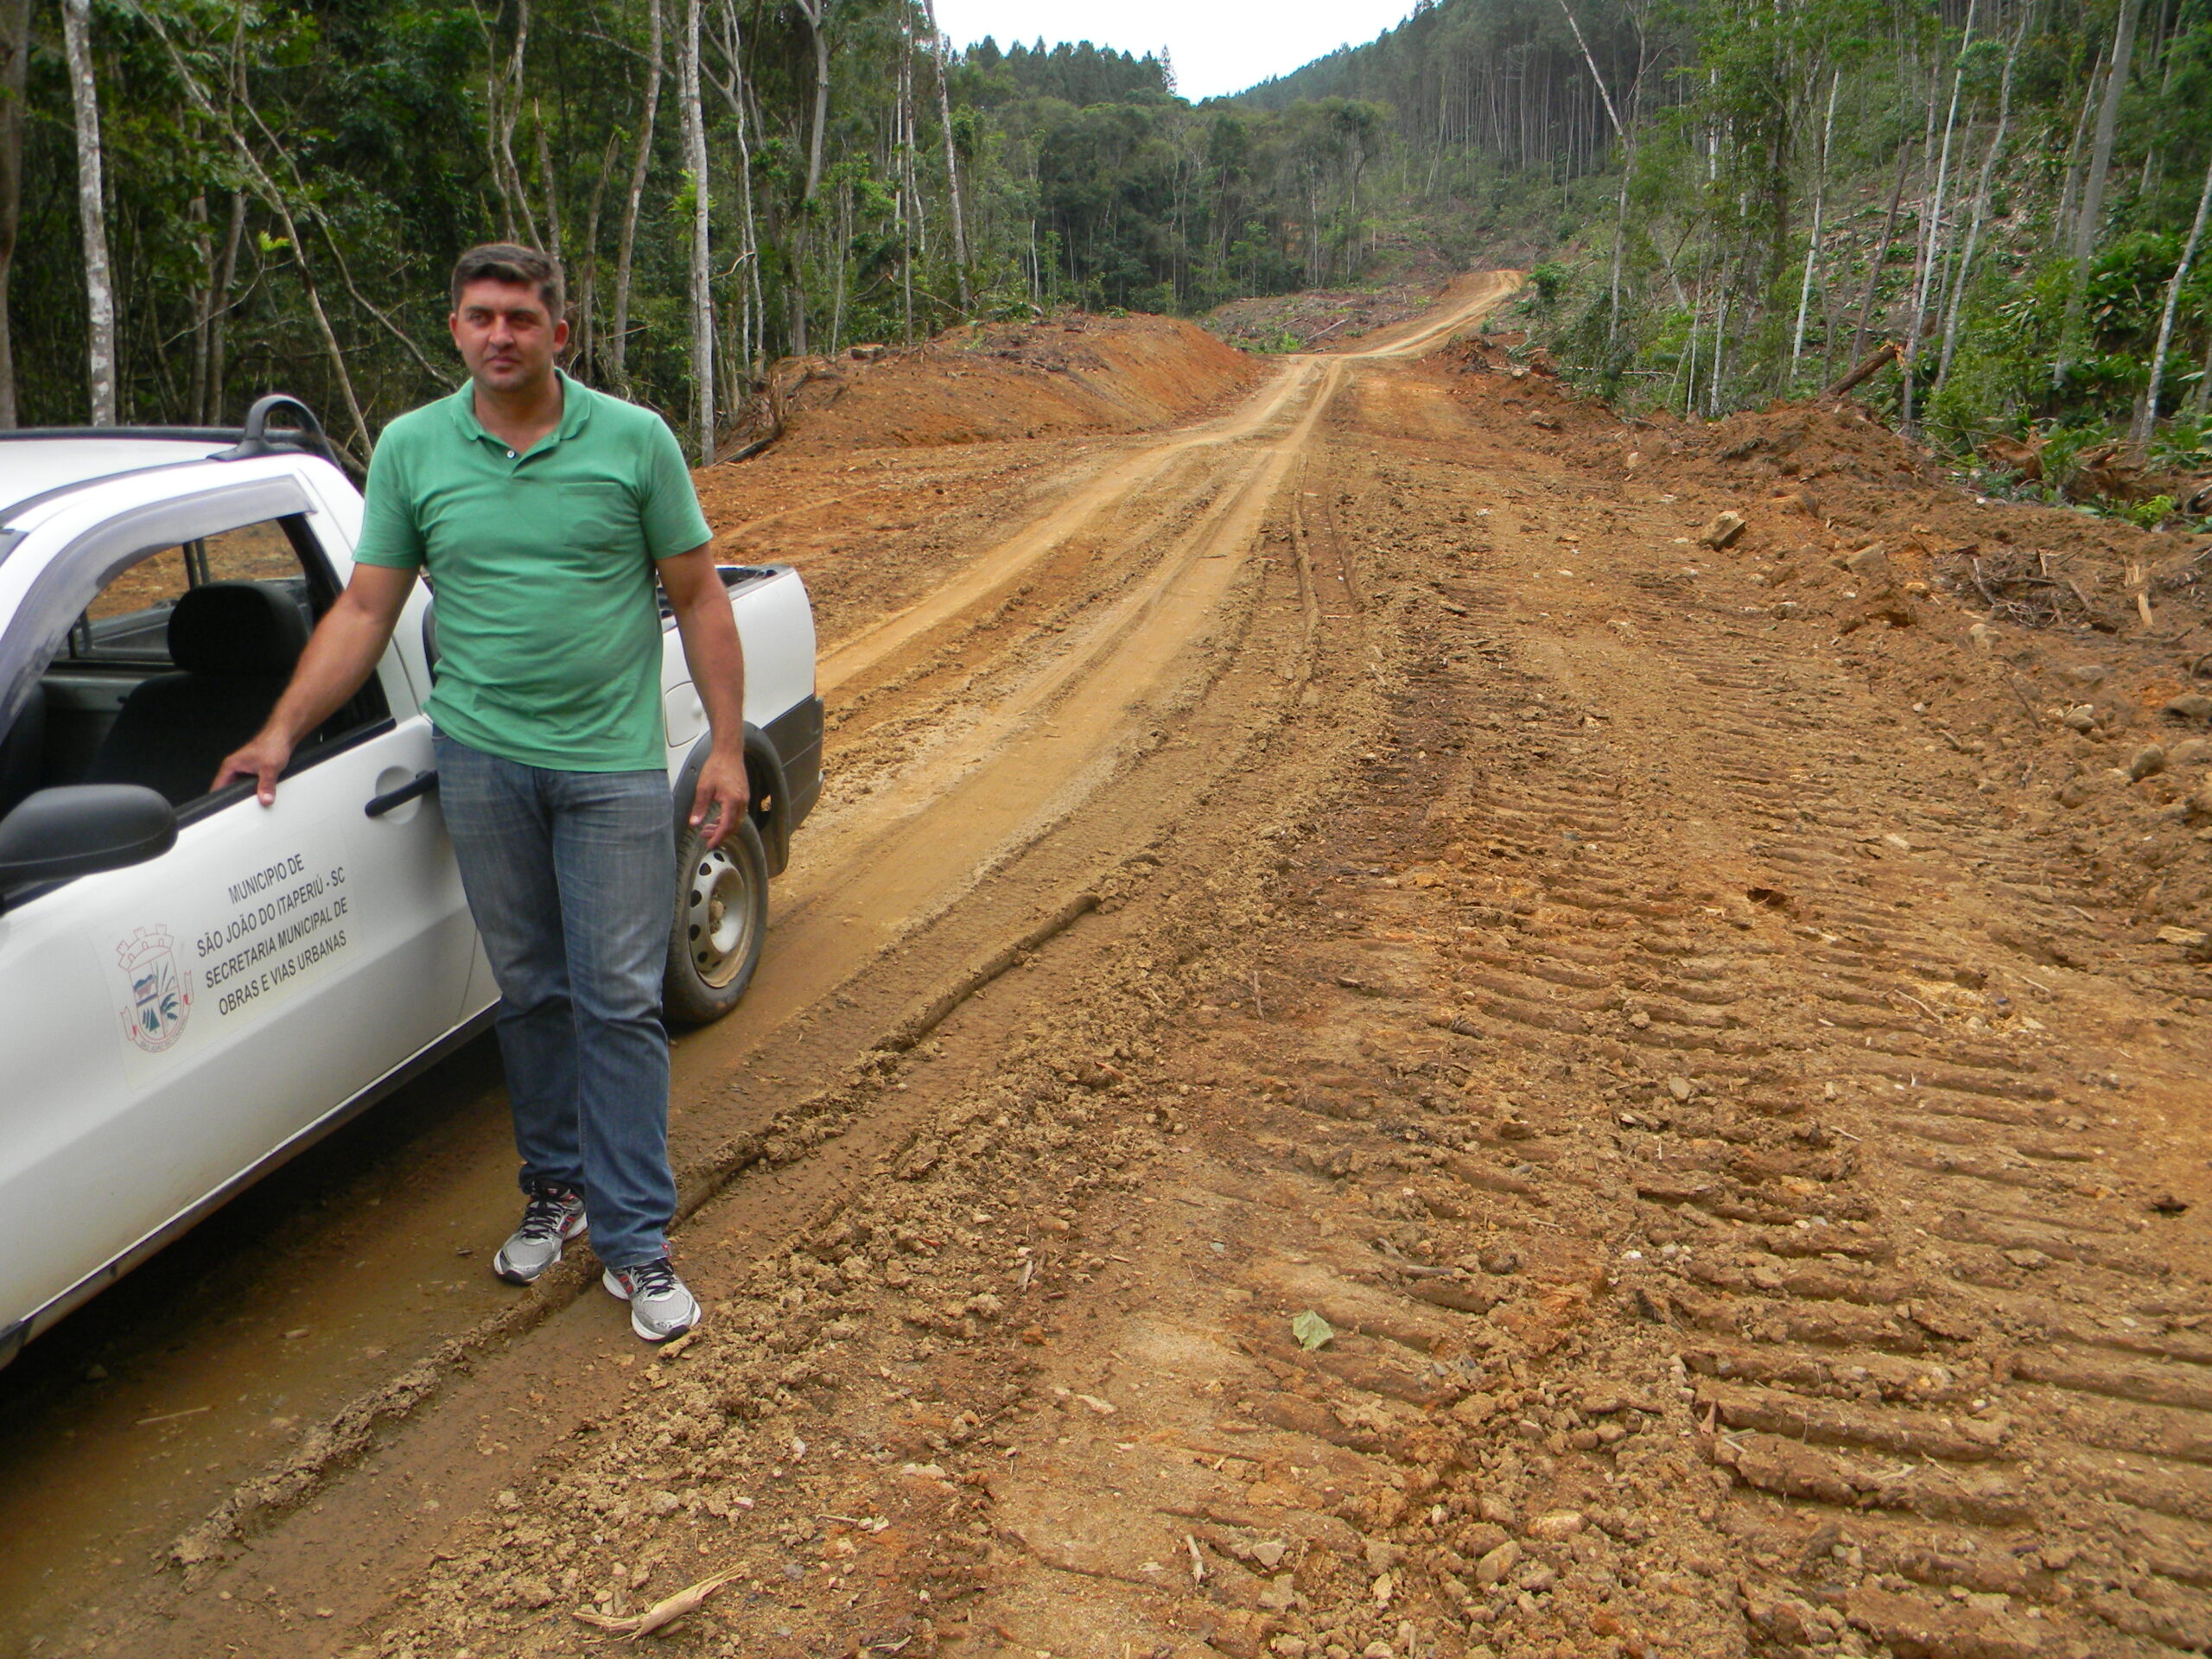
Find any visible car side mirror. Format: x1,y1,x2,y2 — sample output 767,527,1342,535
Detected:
0,785,176,896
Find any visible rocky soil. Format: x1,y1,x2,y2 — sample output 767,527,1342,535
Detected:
14,281,2212,1659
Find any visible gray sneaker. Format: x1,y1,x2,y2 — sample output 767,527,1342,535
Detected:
602,1257,702,1342
492,1182,588,1284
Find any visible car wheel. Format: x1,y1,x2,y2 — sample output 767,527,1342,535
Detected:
664,815,767,1026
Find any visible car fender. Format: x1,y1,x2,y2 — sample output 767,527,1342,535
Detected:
672,725,791,875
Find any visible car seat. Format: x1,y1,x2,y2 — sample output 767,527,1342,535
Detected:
0,683,45,817
85,582,309,806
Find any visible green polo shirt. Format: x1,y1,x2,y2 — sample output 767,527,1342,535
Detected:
352,372,712,771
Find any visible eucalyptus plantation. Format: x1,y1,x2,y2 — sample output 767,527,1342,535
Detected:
13,0,2211,512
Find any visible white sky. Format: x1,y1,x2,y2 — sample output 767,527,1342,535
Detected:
931,0,1421,101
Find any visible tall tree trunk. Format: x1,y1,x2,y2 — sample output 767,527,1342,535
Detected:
730,11,762,376
609,0,662,392
795,0,831,200
500,1,539,246
829,181,848,353
707,0,763,381
266,185,372,459
898,5,914,344
0,0,27,428
134,8,372,455
206,191,245,423
919,1,967,308
577,131,617,381
1906,2,1976,425
1938,12,2024,395
1554,0,1633,344
2133,147,2212,457
533,102,563,258
62,0,117,424
679,0,712,462
474,0,535,243
1792,70,1840,381
2075,0,2143,265
789,0,830,357
2057,0,2144,391
188,194,213,422
2054,44,2104,252
1851,140,1916,368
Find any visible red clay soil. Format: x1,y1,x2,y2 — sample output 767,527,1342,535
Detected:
1421,334,2212,931
26,282,2212,1659
691,314,1268,656
760,314,1263,457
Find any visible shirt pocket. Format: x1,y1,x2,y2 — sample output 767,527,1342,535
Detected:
558,480,644,557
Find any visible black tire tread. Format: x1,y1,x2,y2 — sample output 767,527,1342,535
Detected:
662,816,767,1027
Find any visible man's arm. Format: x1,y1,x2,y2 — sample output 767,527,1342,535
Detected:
658,544,749,847
213,563,421,804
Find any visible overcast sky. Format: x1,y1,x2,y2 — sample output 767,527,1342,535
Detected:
931,0,1420,101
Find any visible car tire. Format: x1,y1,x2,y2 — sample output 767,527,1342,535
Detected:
664,815,767,1026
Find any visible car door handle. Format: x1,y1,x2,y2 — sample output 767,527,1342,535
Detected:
365,770,438,818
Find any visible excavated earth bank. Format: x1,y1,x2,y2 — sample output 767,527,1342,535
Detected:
16,283,2212,1659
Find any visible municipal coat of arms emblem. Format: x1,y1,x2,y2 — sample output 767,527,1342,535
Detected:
117,925,194,1052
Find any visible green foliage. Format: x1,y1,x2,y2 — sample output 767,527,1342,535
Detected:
2154,409,2212,466
1477,0,2212,472
971,36,1173,106
18,0,2212,478
2037,420,2118,496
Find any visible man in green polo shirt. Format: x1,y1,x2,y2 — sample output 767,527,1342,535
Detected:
214,243,749,1343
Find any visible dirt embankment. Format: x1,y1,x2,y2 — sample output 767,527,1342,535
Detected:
691,313,1268,656
751,314,1264,457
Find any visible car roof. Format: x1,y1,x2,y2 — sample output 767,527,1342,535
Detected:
0,435,232,524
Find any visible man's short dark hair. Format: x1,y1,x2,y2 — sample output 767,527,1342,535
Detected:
450,243,565,320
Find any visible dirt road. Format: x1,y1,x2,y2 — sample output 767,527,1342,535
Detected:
9,271,2212,1659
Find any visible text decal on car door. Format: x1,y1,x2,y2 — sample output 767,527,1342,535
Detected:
102,822,357,1071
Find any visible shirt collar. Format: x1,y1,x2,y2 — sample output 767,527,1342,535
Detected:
447,369,594,449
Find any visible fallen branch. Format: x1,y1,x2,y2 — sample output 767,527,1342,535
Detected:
573,1564,745,1641
1824,340,1900,401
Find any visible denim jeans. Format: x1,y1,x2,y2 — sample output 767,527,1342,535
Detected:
434,734,676,1270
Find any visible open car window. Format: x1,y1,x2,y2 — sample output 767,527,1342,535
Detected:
66,520,315,668
3,512,390,829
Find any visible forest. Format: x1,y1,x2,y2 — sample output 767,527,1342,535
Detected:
10,0,2212,512
2,0,1391,459
1268,0,2212,516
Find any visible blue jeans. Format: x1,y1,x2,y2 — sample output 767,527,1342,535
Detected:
434,734,676,1270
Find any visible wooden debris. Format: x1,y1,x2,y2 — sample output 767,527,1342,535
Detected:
572,1564,745,1641
1824,340,1899,400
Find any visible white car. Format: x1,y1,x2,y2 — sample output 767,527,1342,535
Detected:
0,397,821,1368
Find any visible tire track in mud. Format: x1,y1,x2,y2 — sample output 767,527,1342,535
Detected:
1175,442,2212,1659
771,429,2211,1659
0,294,1522,1656
71,273,2212,1659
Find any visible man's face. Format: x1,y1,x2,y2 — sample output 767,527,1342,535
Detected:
449,278,569,395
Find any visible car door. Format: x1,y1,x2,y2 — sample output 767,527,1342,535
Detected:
0,473,479,1347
